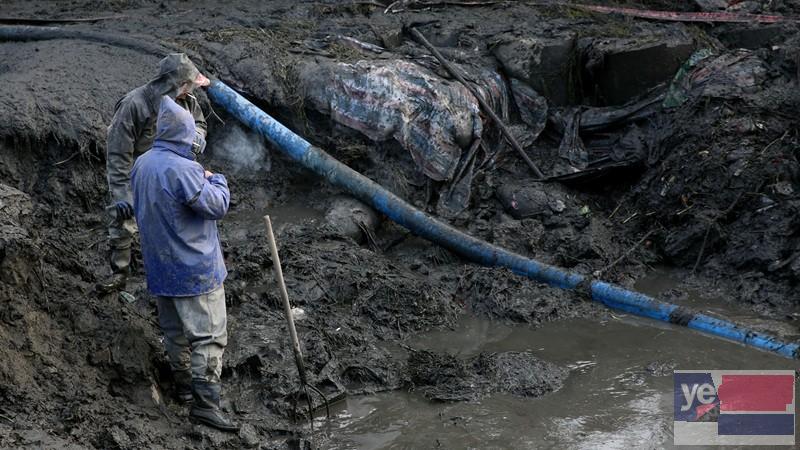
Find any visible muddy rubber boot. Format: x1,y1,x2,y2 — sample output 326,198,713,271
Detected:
95,272,128,294
190,380,239,432
174,369,193,404
97,246,131,294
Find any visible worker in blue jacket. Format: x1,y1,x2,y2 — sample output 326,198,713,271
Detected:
98,53,209,294
131,95,237,432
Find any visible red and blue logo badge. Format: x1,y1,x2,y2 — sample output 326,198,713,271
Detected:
674,370,795,445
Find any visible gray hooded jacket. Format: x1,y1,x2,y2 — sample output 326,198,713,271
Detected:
106,53,208,204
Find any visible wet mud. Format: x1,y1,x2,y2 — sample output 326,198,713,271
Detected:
331,309,799,449
0,0,799,448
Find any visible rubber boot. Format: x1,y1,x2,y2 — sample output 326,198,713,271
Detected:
95,272,128,294
190,380,240,432
96,247,130,294
173,369,193,404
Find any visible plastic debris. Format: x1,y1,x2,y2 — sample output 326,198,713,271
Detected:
119,291,136,303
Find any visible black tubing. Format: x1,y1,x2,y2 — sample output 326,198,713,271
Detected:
0,25,168,56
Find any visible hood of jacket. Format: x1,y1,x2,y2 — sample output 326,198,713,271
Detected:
143,53,202,111
153,96,196,159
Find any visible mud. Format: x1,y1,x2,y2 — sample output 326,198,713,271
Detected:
332,309,799,449
408,349,568,402
0,0,799,448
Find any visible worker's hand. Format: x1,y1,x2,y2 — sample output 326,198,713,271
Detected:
204,170,213,178
114,201,134,221
191,132,207,156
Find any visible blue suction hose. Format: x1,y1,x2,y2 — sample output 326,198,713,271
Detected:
208,80,799,360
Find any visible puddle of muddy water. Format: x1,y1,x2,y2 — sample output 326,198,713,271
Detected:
324,272,800,450
263,203,324,229
224,201,324,244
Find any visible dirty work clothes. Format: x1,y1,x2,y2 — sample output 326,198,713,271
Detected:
107,88,205,205
131,96,229,297
107,54,207,205
105,54,207,275
157,286,227,383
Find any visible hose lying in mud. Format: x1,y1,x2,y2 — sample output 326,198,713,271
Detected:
0,25,168,56
208,80,800,360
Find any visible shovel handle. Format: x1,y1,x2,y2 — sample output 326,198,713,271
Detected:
264,215,307,383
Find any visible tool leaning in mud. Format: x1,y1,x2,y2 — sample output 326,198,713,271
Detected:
263,215,330,430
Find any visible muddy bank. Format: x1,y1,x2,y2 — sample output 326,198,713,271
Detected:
0,0,799,448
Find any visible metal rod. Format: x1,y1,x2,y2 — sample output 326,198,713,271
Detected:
408,26,545,179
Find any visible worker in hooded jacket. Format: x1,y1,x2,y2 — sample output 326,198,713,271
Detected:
131,94,237,432
98,53,209,293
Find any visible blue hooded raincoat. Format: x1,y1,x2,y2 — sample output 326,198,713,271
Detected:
131,96,229,297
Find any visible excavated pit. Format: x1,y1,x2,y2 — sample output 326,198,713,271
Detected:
1,0,800,448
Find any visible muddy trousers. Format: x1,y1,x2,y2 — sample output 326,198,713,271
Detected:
156,286,228,383
106,212,138,275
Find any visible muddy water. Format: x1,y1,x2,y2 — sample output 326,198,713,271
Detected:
327,272,800,449
224,201,324,244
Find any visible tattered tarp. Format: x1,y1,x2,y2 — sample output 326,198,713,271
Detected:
300,59,535,185
546,91,663,179
663,49,768,108
547,49,771,181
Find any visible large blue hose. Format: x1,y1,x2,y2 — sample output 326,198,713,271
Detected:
208,80,800,360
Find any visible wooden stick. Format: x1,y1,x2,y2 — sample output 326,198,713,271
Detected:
453,137,481,182
264,216,308,385
692,222,713,275
408,27,545,179
570,4,798,24
596,228,655,276
265,215,330,429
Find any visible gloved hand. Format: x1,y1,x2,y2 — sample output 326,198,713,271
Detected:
114,201,134,221
192,132,207,156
